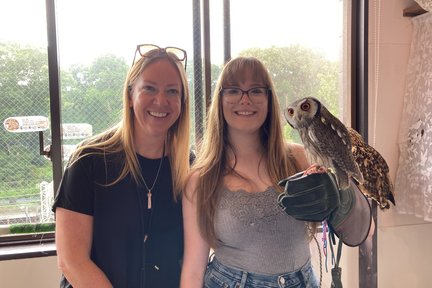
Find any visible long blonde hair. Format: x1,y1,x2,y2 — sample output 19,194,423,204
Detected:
68,48,190,199
191,57,299,246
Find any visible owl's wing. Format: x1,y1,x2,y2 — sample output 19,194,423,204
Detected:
316,109,364,182
349,128,395,209
304,119,359,189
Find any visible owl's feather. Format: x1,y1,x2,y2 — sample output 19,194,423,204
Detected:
348,127,395,209
284,97,363,190
285,97,395,209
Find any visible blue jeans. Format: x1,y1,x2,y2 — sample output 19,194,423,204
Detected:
204,258,319,288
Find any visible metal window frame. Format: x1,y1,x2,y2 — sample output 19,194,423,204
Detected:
351,0,377,287
0,0,60,259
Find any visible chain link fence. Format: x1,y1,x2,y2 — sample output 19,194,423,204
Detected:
1,2,341,230
0,42,207,227
0,43,51,225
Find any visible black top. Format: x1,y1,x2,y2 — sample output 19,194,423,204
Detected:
53,152,183,288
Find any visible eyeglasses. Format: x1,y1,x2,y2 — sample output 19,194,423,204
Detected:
220,87,270,104
131,44,187,70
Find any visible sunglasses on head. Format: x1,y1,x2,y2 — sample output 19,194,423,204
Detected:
131,44,187,70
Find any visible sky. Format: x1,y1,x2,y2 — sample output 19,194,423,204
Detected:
0,0,342,67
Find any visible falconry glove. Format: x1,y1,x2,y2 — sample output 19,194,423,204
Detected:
278,170,372,246
278,171,340,222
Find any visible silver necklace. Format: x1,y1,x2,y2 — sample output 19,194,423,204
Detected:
142,146,164,209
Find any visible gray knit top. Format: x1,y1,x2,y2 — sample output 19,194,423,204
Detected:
213,186,310,275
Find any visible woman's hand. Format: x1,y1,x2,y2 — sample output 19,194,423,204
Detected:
278,167,340,222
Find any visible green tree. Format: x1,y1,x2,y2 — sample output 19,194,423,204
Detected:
1,44,130,198
0,42,50,150
61,55,129,134
0,42,340,198
238,45,340,143
0,42,52,197
238,45,339,116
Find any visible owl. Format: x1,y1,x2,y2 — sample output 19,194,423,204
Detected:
284,97,364,190
348,127,395,209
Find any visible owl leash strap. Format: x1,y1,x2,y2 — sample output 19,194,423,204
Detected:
329,225,343,288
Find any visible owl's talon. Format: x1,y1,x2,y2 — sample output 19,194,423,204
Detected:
317,166,327,173
304,164,327,175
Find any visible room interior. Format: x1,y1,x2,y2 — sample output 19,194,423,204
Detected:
0,0,431,287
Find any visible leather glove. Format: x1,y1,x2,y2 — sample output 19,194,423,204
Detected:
278,170,372,246
277,171,340,222
328,180,372,247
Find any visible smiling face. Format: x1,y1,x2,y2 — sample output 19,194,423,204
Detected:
222,73,269,136
129,58,182,142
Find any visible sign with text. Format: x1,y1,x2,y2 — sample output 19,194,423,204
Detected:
61,123,92,139
62,144,77,161
3,116,50,132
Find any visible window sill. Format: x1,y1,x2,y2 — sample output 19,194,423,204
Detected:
0,232,56,261
0,241,56,261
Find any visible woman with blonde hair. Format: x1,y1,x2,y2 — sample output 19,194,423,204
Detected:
54,44,190,288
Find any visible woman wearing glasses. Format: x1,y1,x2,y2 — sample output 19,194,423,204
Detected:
54,44,190,288
180,56,371,288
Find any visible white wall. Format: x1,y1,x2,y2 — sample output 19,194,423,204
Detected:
0,256,61,288
369,0,432,287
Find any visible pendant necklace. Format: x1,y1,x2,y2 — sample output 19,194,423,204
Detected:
142,145,165,209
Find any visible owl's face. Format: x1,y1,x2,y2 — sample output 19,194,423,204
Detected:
284,97,320,129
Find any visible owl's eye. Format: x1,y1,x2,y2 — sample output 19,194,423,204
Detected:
300,102,310,111
287,108,294,116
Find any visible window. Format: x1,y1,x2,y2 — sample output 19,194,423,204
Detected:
55,0,194,156
1,3,353,280
209,0,346,144
0,1,53,248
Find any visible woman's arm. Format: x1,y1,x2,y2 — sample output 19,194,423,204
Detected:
180,172,210,288
284,142,373,246
287,142,310,171
55,208,113,287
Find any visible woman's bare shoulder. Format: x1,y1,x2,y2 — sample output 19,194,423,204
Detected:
285,142,310,171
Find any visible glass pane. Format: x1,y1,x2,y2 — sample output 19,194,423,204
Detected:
210,0,345,145
56,0,194,156
0,1,55,234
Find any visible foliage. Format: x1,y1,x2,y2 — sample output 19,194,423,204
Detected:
0,43,53,201
61,54,129,134
238,45,340,117
0,42,50,118
0,43,128,201
9,222,55,234
0,42,340,202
